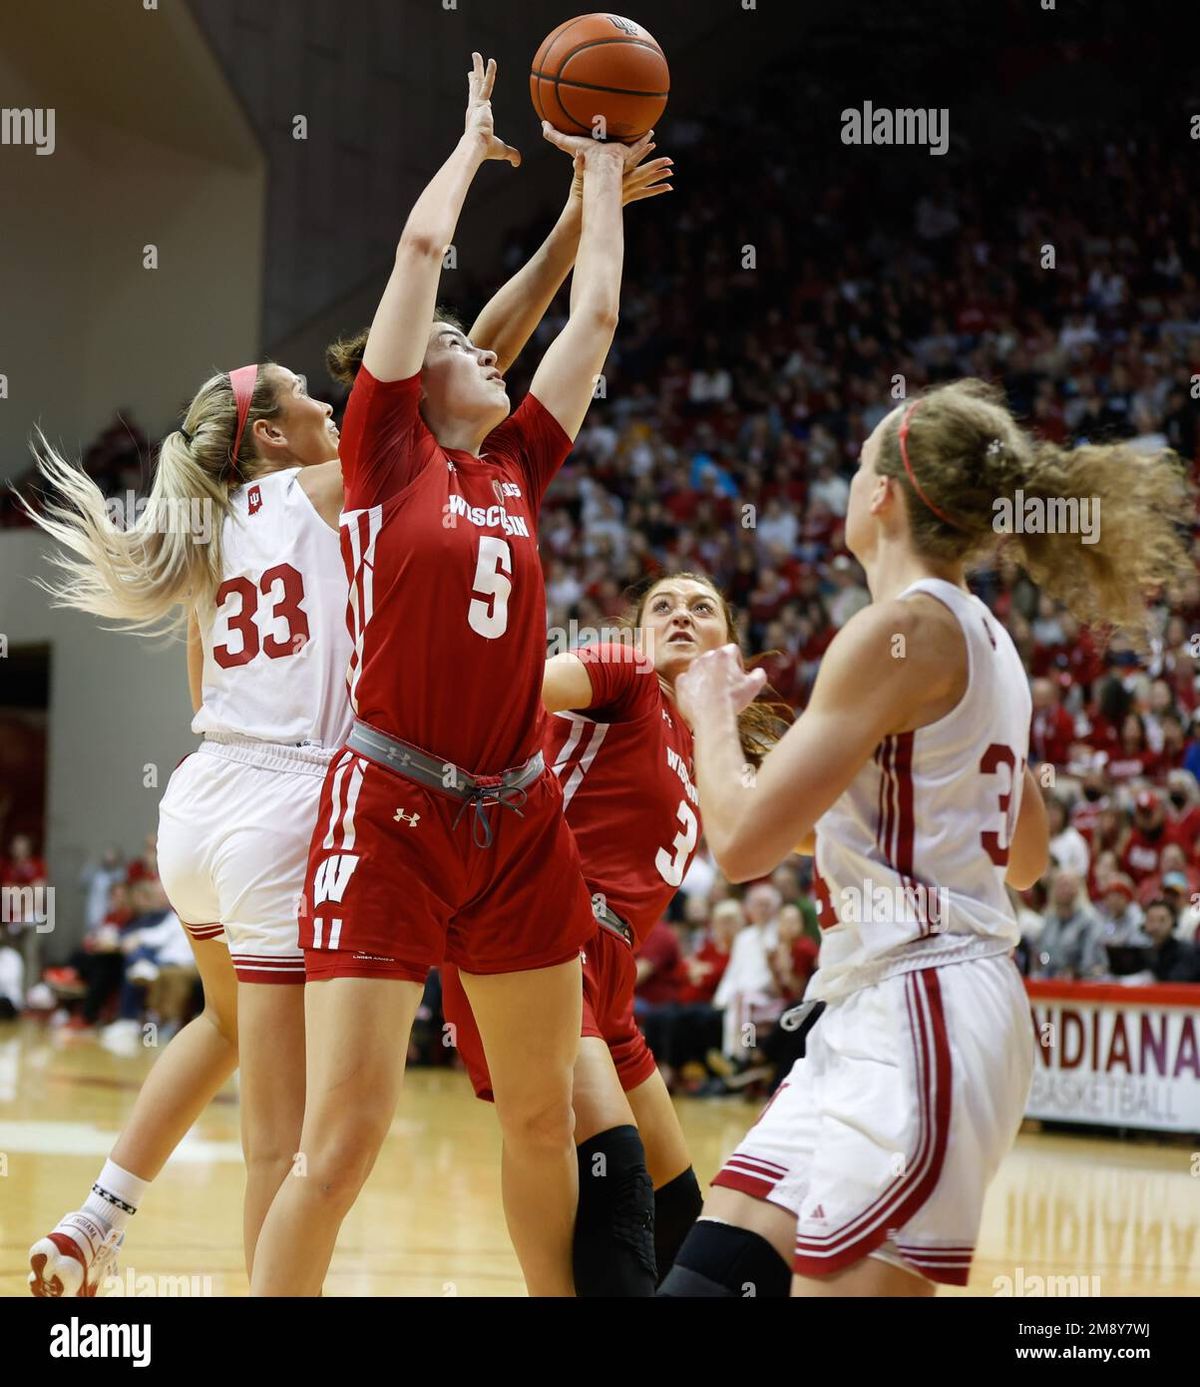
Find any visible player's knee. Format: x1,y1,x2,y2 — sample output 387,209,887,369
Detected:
656,1218,792,1298
242,1119,304,1176
496,1085,575,1154
201,1001,237,1050
653,1166,703,1283
295,1114,390,1204
574,1125,656,1296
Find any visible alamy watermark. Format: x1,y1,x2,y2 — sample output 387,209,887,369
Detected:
838,877,949,932
840,102,948,157
993,490,1100,544
1,107,55,156
994,1266,1102,1297
1,885,54,934
545,621,652,666
105,492,213,544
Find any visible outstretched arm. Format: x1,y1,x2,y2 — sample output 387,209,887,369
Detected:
525,127,652,442
469,152,671,376
363,54,520,384
675,602,965,882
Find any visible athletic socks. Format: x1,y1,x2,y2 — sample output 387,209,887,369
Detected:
82,1159,149,1235
653,1166,703,1284
656,1217,792,1297
574,1125,657,1297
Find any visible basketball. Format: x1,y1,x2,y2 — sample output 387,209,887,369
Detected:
531,13,669,142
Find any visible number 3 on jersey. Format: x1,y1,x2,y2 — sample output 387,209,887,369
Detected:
979,743,1023,867
468,536,512,639
656,799,699,887
213,563,310,668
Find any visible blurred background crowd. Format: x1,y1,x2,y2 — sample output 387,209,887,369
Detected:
4,77,1199,1093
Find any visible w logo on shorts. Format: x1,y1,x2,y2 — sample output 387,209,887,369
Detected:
312,853,360,906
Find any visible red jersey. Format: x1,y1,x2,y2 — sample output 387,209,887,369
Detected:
1120,824,1186,883
1030,705,1075,766
1,856,46,887
340,367,572,774
546,642,699,944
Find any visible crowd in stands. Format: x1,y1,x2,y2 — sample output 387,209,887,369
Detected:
0,832,201,1047
5,89,1200,1094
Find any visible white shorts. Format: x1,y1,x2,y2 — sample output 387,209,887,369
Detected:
713,953,1034,1286
156,738,335,985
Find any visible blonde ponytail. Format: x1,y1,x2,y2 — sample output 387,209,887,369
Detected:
21,367,284,634
878,378,1193,640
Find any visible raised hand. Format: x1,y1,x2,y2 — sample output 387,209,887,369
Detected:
569,140,673,207
675,644,767,728
543,121,656,171
464,53,521,167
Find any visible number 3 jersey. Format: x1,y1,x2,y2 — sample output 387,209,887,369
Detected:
810,577,1032,1003
339,365,572,775
191,467,353,749
547,642,700,946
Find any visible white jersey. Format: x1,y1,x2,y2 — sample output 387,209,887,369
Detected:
192,468,353,749
810,577,1031,1002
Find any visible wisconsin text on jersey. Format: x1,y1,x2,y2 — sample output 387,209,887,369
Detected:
665,745,698,807
446,494,530,538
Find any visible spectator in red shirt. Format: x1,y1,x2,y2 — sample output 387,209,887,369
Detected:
124,833,159,886
1136,844,1200,908
1106,714,1159,783
1030,678,1075,768
1070,769,1112,840
635,919,685,1008
769,903,819,1002
677,900,739,1005
1,834,47,890
1165,769,1200,855
1120,790,1185,884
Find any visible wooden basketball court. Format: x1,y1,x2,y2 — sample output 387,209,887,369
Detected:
2,1018,1197,1297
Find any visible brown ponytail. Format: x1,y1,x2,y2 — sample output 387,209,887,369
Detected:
878,378,1194,638
325,306,467,389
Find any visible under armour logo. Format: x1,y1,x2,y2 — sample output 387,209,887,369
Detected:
394,809,421,827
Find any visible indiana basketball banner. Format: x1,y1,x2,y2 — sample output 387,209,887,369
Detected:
1027,981,1200,1134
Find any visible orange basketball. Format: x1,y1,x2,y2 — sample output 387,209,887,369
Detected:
531,13,669,142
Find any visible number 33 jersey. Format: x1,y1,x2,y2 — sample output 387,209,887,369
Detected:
338,365,572,776
810,577,1032,1003
547,642,700,947
192,467,353,749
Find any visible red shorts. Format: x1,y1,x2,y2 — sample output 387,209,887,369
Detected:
442,919,658,1101
300,748,595,982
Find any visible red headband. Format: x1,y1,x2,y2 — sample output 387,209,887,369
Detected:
897,399,963,531
226,364,259,480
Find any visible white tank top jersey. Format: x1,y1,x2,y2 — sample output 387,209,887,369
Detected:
810,577,1031,1002
191,468,353,749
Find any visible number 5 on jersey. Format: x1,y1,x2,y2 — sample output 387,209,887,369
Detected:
469,537,512,639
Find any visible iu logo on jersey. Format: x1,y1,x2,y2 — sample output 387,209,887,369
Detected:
247,484,263,514
311,853,359,906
